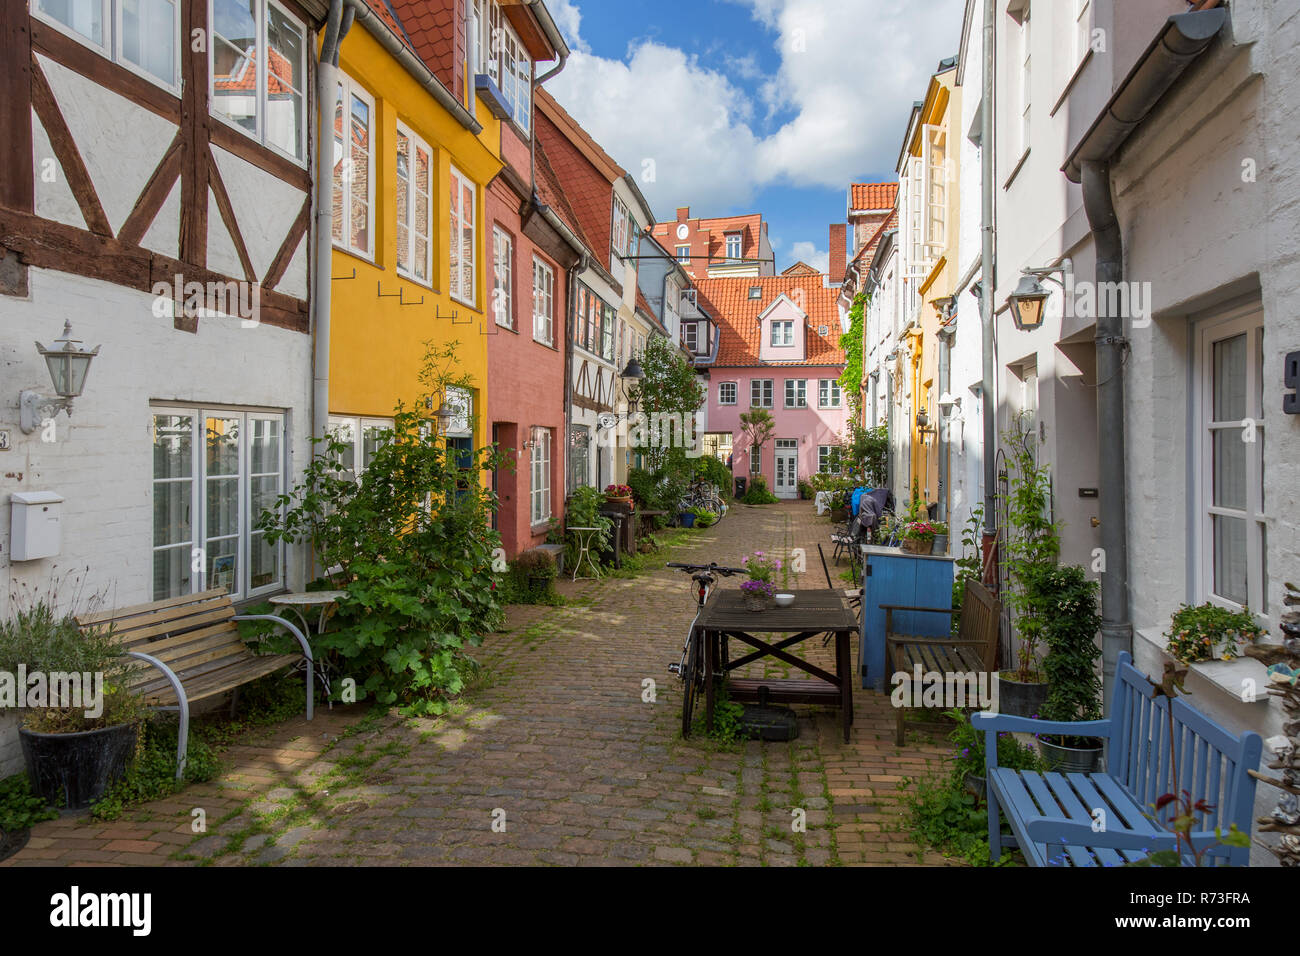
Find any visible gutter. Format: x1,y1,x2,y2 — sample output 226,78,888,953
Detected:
1063,7,1227,712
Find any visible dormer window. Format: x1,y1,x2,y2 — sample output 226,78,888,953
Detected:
725,233,742,260
770,320,794,347
748,286,761,299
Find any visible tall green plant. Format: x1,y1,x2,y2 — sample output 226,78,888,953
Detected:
838,291,867,419
258,342,504,716
739,407,775,475
1037,566,1102,729
999,414,1060,682
628,335,706,472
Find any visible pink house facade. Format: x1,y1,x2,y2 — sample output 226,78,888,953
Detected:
694,276,850,497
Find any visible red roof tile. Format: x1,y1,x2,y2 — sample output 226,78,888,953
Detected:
388,0,462,98
849,182,898,212
534,100,619,267
694,276,844,369
533,137,591,250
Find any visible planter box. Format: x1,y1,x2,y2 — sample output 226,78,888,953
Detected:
21,722,139,810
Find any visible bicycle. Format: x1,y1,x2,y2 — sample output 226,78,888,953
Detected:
666,561,746,736
680,479,726,517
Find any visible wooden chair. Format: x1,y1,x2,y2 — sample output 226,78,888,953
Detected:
884,579,1000,745
78,588,314,779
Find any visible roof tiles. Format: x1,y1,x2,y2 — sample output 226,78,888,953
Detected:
694,275,845,368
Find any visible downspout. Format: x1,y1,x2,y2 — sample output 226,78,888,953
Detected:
312,0,350,443
979,0,997,545
937,314,953,522
1062,7,1227,711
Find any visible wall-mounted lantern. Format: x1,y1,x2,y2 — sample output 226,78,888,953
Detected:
20,320,100,434
1008,258,1073,332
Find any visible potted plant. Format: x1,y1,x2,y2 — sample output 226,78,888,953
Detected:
741,551,781,611
1164,603,1267,664
998,563,1050,718
678,510,697,528
1,596,144,811
900,520,938,555
930,522,949,556
511,549,558,604
603,483,634,512
1034,565,1106,772
688,506,717,528
946,707,1043,800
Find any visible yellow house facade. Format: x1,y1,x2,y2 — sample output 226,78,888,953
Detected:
896,60,959,509
325,17,503,463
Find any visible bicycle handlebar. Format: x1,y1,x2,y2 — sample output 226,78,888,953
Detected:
666,562,748,576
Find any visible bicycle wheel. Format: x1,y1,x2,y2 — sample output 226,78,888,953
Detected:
680,624,704,737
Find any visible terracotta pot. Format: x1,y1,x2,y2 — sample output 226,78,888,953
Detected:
900,537,934,555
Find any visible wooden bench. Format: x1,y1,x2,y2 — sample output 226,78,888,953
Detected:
972,651,1263,866
885,579,1000,745
78,588,314,779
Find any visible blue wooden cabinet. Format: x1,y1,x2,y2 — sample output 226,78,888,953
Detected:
859,546,956,689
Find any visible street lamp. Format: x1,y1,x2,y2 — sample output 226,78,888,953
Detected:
20,320,101,434
619,356,644,417
1007,258,1073,332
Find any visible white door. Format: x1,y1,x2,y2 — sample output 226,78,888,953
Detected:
775,439,798,498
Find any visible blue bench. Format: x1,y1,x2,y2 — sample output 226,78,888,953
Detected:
971,651,1262,866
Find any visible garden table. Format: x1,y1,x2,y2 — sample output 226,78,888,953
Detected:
696,588,857,742
268,590,347,706
567,527,604,580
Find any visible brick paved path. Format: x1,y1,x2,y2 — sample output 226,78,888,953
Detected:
4,501,956,866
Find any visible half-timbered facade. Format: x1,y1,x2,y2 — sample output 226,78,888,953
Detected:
0,0,326,623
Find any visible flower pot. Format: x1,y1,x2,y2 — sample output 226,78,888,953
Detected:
20,722,139,811
679,512,696,528
998,673,1049,718
743,591,773,612
1037,735,1105,774
931,534,949,555
900,537,933,555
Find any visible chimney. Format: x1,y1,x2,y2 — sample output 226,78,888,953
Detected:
677,206,690,222
829,223,847,282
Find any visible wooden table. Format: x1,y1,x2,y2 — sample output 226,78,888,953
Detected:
697,588,857,742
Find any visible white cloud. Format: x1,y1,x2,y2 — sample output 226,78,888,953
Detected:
789,241,829,274
544,0,963,217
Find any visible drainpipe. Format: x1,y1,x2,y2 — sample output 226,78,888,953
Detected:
1062,7,1227,711
937,316,953,522
312,0,349,443
563,253,589,494
979,0,997,547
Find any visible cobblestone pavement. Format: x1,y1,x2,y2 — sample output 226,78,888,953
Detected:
4,501,956,867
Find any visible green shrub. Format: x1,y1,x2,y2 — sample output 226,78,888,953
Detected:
691,455,732,497
0,774,58,833
503,549,560,605
797,479,814,500
739,475,779,505
563,486,613,567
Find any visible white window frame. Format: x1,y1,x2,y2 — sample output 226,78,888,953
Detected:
530,427,551,525
207,0,307,163
611,195,634,262
471,0,533,133
751,379,773,408
784,379,807,409
818,445,840,474
1019,14,1032,157
725,233,742,260
532,256,554,345
1073,0,1093,66
492,225,514,328
1193,305,1267,617
771,320,794,347
150,405,287,603
35,0,182,93
923,124,946,253
332,72,375,259
683,322,698,352
676,245,691,264
449,164,477,307
719,382,737,406
395,120,433,286
327,415,394,476
819,379,842,408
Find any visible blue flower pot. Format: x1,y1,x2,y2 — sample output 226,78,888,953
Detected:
679,513,696,528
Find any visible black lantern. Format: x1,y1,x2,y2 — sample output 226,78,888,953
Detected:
1008,274,1050,331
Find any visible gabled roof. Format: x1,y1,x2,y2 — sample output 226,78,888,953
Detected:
694,276,844,369
851,210,899,268
781,261,820,276
532,136,591,251
849,182,898,212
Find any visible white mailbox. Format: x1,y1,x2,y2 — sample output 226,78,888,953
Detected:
10,491,64,561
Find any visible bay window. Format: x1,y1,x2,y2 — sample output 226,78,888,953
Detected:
37,0,181,90
151,407,286,602
470,0,533,132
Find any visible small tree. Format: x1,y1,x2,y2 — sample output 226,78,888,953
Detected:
628,335,705,472
739,407,775,475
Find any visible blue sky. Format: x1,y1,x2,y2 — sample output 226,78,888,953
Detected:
544,0,966,272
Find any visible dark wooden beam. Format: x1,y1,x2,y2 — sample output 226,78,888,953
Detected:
179,0,208,267
117,133,184,247
0,5,33,215
205,146,257,282
29,54,113,237
262,196,311,290
209,122,311,192
0,207,309,333
30,20,181,124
